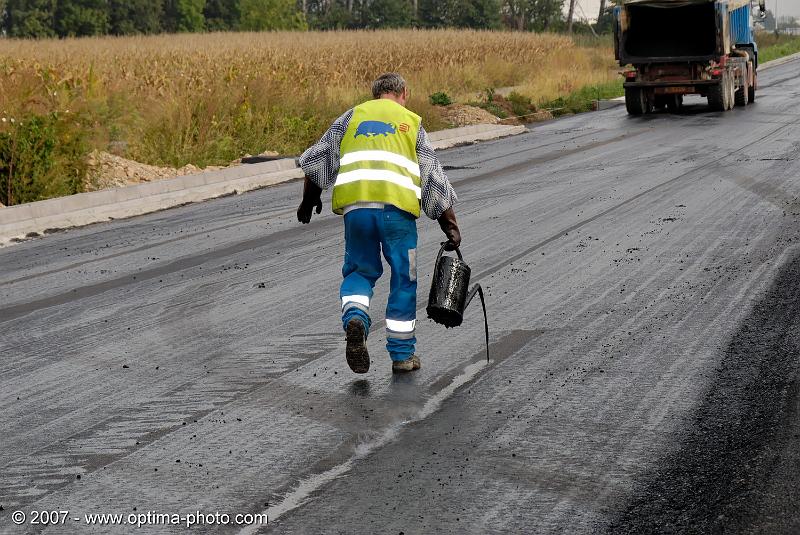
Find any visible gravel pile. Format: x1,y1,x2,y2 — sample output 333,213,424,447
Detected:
84,150,278,192
440,104,500,126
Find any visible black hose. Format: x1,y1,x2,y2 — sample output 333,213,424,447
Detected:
465,284,490,362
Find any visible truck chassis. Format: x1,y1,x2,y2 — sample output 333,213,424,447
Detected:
623,51,756,114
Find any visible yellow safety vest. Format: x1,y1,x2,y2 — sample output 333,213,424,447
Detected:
334,99,422,217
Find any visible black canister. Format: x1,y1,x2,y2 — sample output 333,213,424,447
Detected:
426,244,471,328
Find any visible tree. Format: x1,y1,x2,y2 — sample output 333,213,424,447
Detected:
503,0,526,30
109,0,162,34
777,15,799,30
6,0,56,37
418,0,448,27
164,0,206,32
529,0,562,30
761,9,775,31
596,0,605,28
204,0,239,31
55,0,110,37
0,0,7,34
458,0,501,28
595,3,614,34
357,0,413,28
238,0,307,30
419,0,500,29
502,0,563,31
308,2,355,29
565,0,575,32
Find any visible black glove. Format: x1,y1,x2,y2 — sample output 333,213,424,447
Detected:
437,207,461,251
297,177,323,224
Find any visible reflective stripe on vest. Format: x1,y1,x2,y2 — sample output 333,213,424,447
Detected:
334,99,422,217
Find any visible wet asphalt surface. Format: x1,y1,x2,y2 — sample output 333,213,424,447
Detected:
2,59,800,534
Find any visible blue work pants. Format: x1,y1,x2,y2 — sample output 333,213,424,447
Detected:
340,206,418,362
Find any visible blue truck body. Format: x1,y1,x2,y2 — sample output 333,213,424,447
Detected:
615,0,764,114
729,3,756,49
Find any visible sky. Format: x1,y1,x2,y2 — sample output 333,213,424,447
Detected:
572,0,800,22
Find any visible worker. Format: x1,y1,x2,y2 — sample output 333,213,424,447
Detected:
297,72,461,374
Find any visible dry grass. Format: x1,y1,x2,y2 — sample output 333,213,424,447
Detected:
0,30,615,101
0,30,617,166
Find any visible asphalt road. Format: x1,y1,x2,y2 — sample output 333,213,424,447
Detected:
2,58,800,535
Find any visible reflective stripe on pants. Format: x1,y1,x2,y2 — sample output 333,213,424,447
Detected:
342,295,370,314
386,318,416,340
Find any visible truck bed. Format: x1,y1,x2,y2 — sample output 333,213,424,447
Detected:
623,1,717,59
616,0,754,65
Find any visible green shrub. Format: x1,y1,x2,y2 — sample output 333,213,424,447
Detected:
0,113,87,206
429,91,453,106
507,91,536,117
477,101,508,119
539,80,623,116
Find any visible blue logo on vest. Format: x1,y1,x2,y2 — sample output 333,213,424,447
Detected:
355,121,397,138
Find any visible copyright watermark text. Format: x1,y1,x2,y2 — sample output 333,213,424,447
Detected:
8,509,268,528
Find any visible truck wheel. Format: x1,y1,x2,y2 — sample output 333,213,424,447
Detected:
734,79,749,107
725,73,735,110
666,95,683,113
748,73,756,103
707,81,725,111
625,87,648,116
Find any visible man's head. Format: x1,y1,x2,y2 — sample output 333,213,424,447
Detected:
372,73,409,106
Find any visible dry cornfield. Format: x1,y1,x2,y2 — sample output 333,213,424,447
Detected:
0,30,617,202
0,30,616,100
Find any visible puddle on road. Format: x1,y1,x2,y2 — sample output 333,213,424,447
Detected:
239,329,542,533
238,359,489,533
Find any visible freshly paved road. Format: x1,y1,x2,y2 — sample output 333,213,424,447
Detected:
2,58,800,535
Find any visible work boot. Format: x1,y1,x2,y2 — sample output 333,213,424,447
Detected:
392,354,421,373
345,319,370,374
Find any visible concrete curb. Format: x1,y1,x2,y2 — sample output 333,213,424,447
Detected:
0,123,527,245
429,124,526,150
0,159,302,245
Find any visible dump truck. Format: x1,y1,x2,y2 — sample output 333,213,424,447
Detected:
614,0,765,114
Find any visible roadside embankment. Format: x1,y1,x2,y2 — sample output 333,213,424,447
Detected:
0,30,617,207
0,124,524,245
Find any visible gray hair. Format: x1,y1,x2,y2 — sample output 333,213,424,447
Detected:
372,73,406,99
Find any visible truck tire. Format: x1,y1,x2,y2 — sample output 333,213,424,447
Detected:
707,80,725,111
666,95,683,113
625,87,648,116
748,72,756,103
727,74,736,109
734,78,749,107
